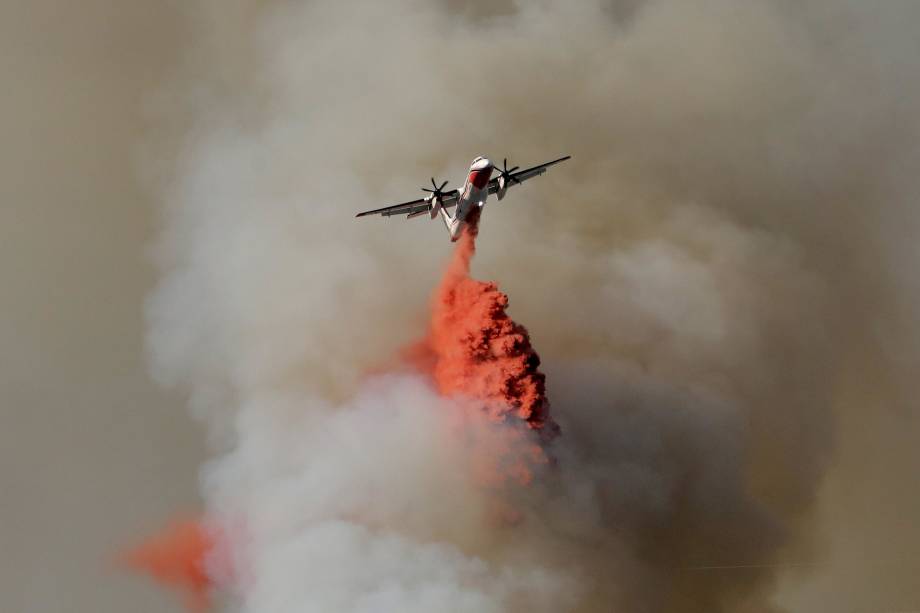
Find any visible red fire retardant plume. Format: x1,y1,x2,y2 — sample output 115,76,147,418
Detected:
121,212,559,605
408,210,559,481
120,518,214,612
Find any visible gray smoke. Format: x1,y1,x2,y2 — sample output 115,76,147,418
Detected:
146,1,920,612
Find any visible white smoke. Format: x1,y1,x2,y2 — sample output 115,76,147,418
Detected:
202,375,577,613
146,1,920,611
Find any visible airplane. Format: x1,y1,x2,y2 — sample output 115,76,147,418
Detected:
355,155,571,241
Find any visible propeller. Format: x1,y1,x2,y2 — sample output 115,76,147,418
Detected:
421,177,450,200
494,158,521,185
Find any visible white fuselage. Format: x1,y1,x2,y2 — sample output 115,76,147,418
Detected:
439,156,493,241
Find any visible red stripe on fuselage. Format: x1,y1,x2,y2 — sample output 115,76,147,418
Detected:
468,167,493,189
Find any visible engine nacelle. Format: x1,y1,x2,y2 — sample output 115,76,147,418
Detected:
429,195,442,219
496,175,509,201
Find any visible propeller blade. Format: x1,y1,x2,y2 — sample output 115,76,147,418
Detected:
421,177,449,196
495,158,521,184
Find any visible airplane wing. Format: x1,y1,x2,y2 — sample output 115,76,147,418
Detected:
355,190,460,219
488,155,571,195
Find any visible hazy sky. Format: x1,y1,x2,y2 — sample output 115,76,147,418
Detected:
0,3,204,612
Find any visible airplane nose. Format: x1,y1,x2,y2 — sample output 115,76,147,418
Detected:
469,157,493,188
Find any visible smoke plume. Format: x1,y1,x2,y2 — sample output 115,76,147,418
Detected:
128,218,560,607
141,1,920,612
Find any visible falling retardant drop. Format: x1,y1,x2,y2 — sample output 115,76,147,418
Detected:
405,210,560,483
119,518,214,612
123,211,559,604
